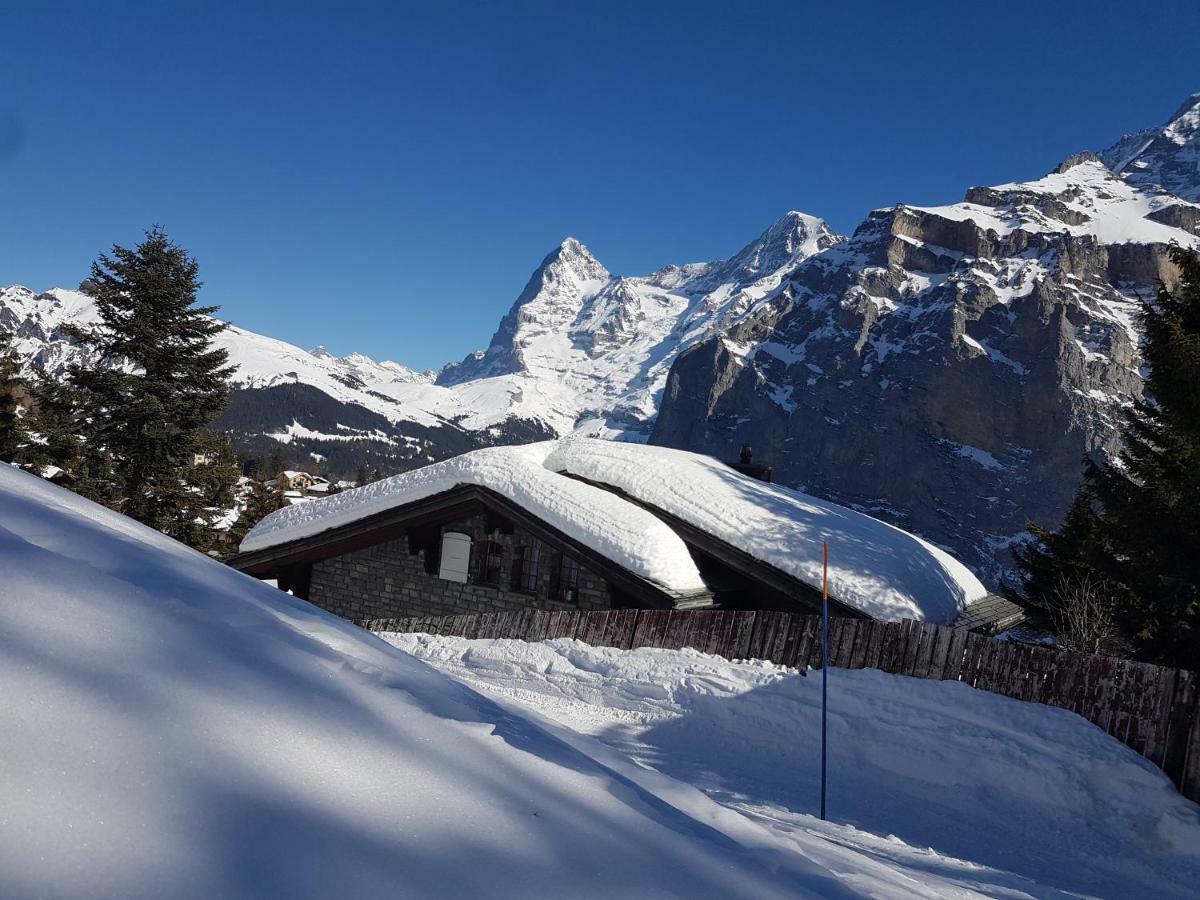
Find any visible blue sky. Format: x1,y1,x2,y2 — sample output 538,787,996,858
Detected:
3,1,1198,370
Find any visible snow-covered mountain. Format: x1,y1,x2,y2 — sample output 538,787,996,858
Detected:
1,283,439,399
652,94,1200,585
439,213,841,438
0,283,542,472
1,211,838,467
7,92,1200,588
1101,92,1200,202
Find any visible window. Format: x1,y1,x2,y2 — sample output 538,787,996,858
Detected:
409,525,441,575
512,543,540,594
479,540,504,586
557,555,581,604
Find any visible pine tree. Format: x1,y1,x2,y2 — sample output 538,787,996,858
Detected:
1014,247,1200,669
227,477,286,549
267,446,285,480
175,435,242,553
65,227,240,543
0,331,28,462
15,371,92,486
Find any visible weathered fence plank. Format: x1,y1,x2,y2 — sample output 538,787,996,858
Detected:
727,611,757,659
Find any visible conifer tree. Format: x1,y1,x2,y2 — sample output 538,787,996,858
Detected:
14,372,92,486
1015,247,1200,669
65,227,239,542
227,477,286,550
0,331,28,462
267,446,285,480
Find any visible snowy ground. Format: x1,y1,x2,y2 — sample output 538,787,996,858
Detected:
383,633,1200,900
5,463,1197,899
0,465,880,899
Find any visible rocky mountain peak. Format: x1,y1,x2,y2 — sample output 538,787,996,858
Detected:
436,237,613,386
1099,91,1200,201
711,211,842,285
542,237,610,283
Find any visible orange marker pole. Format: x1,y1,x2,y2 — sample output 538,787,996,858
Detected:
820,540,828,821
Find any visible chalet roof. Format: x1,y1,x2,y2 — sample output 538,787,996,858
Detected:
242,443,707,596
240,439,992,624
544,441,989,623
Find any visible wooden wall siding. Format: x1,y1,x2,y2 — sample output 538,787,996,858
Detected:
362,609,1200,803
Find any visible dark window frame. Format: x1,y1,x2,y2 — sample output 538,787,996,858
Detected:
479,539,504,587
557,554,581,604
512,543,540,594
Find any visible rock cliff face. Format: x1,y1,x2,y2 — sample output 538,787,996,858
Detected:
652,99,1200,585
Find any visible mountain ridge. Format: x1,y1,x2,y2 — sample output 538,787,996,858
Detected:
6,91,1200,587
650,95,1200,584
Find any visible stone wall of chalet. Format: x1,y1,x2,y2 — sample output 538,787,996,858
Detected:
308,514,612,621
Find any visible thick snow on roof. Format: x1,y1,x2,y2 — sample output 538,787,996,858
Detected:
245,439,985,621
242,443,706,595
545,440,988,623
0,464,832,898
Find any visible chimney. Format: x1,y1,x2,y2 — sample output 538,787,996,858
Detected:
728,444,773,482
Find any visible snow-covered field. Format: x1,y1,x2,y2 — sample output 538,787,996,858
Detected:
383,633,1200,900
4,463,1197,899
0,465,849,899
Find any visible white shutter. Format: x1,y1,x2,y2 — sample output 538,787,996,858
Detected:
438,532,472,583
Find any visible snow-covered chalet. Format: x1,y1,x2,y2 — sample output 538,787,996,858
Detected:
230,439,1021,631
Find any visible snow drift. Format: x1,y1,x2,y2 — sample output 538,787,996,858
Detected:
0,464,855,899
388,633,1200,900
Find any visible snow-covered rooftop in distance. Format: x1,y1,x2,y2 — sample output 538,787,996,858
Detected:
545,440,988,622
244,439,988,621
241,443,707,595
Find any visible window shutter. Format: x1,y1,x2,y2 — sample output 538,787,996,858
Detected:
438,532,472,583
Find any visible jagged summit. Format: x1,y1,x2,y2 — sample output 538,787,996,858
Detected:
715,211,841,283
435,214,839,434
1100,91,1200,201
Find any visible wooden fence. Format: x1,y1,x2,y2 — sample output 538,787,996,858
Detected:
361,608,1200,803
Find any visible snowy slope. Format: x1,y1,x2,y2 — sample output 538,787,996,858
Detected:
0,463,902,899
389,633,1200,900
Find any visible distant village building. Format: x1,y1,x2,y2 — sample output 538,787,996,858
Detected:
275,470,317,493
232,441,1022,633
